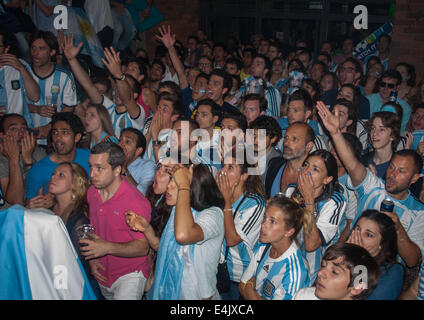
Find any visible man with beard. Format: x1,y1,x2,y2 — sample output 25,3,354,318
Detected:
26,30,77,143
238,54,281,118
119,128,156,196
25,112,89,200
317,101,424,269
0,114,46,208
264,122,314,198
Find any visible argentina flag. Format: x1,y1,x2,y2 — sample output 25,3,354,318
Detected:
65,6,105,68
0,205,97,300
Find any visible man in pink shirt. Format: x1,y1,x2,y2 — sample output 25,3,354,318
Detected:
80,142,151,300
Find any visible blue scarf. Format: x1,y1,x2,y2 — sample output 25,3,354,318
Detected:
148,207,199,300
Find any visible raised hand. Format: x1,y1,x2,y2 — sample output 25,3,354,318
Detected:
60,33,83,61
155,25,176,49
316,100,340,136
102,47,122,79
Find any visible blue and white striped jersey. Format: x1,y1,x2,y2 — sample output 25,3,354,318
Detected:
347,169,424,254
241,241,309,300
285,186,347,283
238,77,282,117
339,173,359,223
356,119,369,153
303,192,347,283
221,193,266,283
102,95,145,138
28,64,78,128
0,61,34,127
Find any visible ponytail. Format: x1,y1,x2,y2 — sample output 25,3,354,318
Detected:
268,196,314,240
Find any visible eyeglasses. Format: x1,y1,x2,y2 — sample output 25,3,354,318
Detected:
379,81,396,89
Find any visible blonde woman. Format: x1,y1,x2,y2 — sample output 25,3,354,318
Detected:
48,161,103,298
84,104,118,149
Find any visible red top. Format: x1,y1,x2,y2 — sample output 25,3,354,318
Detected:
137,85,150,116
88,178,152,288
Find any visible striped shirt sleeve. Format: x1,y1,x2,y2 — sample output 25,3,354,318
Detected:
316,194,347,245
235,195,266,248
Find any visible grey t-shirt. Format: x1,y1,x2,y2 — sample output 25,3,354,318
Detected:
0,146,47,210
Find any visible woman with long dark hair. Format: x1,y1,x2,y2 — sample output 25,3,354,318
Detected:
215,150,266,299
346,209,404,299
134,164,225,300
126,158,175,295
289,149,347,283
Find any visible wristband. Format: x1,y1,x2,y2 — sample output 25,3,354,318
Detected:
178,188,190,192
223,208,233,213
113,74,126,81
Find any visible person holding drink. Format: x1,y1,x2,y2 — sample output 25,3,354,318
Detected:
27,30,78,143
47,161,103,299
316,100,424,270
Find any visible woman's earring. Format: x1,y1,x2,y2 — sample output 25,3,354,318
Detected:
71,194,76,200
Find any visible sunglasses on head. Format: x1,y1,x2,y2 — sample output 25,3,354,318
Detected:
379,81,396,89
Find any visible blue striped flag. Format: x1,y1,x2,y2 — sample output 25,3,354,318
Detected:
0,205,97,300
65,7,105,68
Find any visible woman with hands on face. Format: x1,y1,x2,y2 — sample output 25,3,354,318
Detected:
215,150,266,300
289,149,347,283
148,163,226,300
346,209,404,300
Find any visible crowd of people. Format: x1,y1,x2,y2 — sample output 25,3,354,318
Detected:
1,0,424,301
